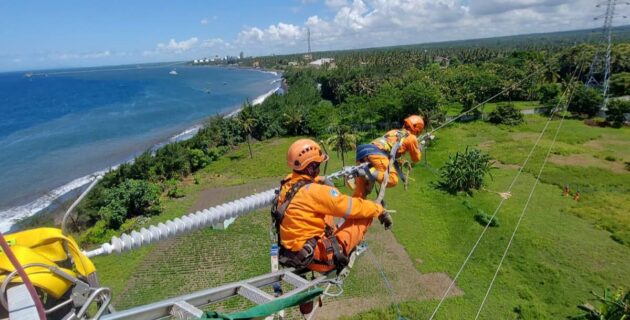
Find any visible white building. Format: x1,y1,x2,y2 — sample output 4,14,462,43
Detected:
309,58,335,68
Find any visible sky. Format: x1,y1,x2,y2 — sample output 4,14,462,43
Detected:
0,0,615,72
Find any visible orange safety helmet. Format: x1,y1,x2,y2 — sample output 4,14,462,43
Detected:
403,115,425,135
287,139,328,171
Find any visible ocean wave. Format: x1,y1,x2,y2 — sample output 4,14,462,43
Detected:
259,70,279,76
0,171,107,233
150,124,204,151
227,85,280,118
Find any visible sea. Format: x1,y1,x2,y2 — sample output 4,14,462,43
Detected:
0,63,281,232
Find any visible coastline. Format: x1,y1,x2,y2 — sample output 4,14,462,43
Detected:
0,74,283,233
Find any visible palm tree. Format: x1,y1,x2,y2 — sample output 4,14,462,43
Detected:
282,108,305,135
325,125,357,167
238,104,258,159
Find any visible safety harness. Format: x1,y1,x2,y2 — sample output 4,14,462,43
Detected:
355,130,411,189
271,179,349,272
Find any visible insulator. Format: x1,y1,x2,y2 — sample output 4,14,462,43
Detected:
85,189,278,257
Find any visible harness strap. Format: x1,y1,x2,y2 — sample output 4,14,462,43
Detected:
324,225,349,270
271,180,312,243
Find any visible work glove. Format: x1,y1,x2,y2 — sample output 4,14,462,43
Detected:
378,212,393,230
356,166,377,181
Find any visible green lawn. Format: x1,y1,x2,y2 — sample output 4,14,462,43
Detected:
348,116,630,319
93,116,630,319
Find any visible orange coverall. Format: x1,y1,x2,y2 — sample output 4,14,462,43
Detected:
278,173,384,272
353,129,422,199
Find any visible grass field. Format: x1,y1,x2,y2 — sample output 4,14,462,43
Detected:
443,101,543,116
92,115,630,319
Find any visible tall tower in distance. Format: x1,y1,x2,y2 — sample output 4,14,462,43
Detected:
586,0,628,111
304,27,313,61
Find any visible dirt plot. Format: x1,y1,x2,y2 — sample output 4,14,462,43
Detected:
492,161,521,170
477,140,495,150
318,224,463,319
511,132,540,142
549,154,627,174
190,177,280,212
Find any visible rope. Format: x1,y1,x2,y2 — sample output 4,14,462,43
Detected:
473,72,581,319
366,248,406,320
428,67,580,320
0,231,46,319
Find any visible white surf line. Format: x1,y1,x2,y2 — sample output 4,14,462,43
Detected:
29,61,185,77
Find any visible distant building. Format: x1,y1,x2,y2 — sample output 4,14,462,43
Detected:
288,61,299,66
239,51,244,60
193,59,199,64
309,58,334,68
252,61,260,68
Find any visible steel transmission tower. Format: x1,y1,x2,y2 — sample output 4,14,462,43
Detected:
586,0,629,111
307,27,311,54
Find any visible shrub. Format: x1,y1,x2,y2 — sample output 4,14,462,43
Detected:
572,288,629,320
99,179,161,229
538,83,561,105
165,179,185,198
189,148,210,170
606,100,630,128
568,84,604,118
488,104,524,125
439,147,494,194
605,156,616,162
474,211,500,227
80,220,117,245
609,72,630,96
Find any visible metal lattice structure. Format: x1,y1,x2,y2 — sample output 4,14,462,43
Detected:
586,0,629,111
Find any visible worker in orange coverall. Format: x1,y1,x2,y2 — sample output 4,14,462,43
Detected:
352,115,424,199
273,139,393,274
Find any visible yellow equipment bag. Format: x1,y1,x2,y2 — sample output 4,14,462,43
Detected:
0,228,96,299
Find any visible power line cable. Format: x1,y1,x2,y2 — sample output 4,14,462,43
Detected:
366,248,406,320
428,67,580,320
473,70,581,319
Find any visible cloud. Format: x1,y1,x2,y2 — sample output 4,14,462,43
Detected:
158,37,198,52
145,37,199,56
200,16,217,25
53,50,113,60
325,0,349,8
202,38,233,49
467,0,571,16
237,23,304,47
232,0,600,56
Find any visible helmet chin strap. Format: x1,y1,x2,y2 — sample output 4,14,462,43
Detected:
297,162,321,178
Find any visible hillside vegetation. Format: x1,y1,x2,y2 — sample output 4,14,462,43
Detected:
50,32,630,319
